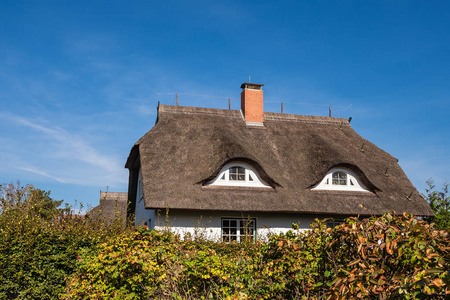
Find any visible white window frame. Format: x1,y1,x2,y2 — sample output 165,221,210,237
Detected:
312,168,369,192
137,168,144,203
222,218,256,242
206,162,270,188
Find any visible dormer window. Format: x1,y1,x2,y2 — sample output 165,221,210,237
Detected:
230,167,245,181
206,162,270,188
312,168,369,192
332,172,347,185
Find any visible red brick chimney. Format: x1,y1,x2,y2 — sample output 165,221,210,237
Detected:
240,82,264,125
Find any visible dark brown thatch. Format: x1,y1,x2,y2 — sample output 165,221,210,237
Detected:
125,104,433,217
89,191,128,225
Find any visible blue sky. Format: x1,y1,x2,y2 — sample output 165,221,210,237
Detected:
0,0,449,210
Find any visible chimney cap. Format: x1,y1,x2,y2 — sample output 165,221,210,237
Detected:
240,82,264,90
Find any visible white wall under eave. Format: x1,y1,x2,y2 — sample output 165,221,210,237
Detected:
135,198,155,228
134,169,156,228
151,210,320,241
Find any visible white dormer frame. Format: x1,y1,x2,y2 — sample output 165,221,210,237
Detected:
206,162,271,188
312,168,369,192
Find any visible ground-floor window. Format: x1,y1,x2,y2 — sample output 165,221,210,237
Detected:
222,218,256,242
326,219,345,228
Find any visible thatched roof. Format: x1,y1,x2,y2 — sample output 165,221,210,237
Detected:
126,104,433,217
89,192,128,225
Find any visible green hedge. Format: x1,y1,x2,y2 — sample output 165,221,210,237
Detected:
1,184,449,299
64,213,449,300
0,184,129,300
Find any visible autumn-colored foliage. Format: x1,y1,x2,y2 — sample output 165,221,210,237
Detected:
1,182,448,299
266,214,449,299
65,213,449,300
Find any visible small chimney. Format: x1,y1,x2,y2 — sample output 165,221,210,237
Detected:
240,82,264,125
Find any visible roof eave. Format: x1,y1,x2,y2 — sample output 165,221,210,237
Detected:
125,144,139,169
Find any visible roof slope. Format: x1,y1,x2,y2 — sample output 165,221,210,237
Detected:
126,104,433,217
89,192,128,225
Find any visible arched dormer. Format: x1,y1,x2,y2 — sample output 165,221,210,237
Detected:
205,162,271,188
312,167,369,192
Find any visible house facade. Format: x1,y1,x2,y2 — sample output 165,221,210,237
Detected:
125,83,433,241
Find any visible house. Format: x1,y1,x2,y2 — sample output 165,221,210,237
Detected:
88,191,128,226
125,83,433,241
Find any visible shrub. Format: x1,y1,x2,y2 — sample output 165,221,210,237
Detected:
65,213,449,300
2,182,448,300
65,227,260,299
423,179,450,231
0,183,130,300
266,213,449,299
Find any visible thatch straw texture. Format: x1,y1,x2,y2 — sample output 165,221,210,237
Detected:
126,105,433,217
89,192,128,224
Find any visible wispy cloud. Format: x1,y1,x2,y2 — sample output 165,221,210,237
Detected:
2,113,127,186
18,167,66,183
13,116,122,174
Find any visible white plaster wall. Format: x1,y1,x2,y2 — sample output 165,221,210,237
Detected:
135,201,155,227
134,169,156,227
150,210,318,241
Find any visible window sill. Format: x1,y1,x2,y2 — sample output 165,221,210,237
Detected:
201,185,275,192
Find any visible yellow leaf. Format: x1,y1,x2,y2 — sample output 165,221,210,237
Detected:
432,278,444,287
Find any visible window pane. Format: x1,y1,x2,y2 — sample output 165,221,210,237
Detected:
222,218,256,242
249,174,254,181
241,227,253,236
241,220,253,228
241,236,252,242
326,220,344,228
332,172,347,185
229,167,245,181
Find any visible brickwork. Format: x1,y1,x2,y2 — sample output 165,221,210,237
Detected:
241,89,264,124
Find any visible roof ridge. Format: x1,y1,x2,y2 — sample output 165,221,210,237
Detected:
159,104,241,118
159,104,349,125
264,111,348,123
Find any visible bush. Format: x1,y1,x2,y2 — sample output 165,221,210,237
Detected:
65,213,449,299
266,213,449,299
0,183,130,300
2,182,448,299
64,228,260,299
423,179,450,231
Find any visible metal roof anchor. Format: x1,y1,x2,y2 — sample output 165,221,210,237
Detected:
406,191,413,200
